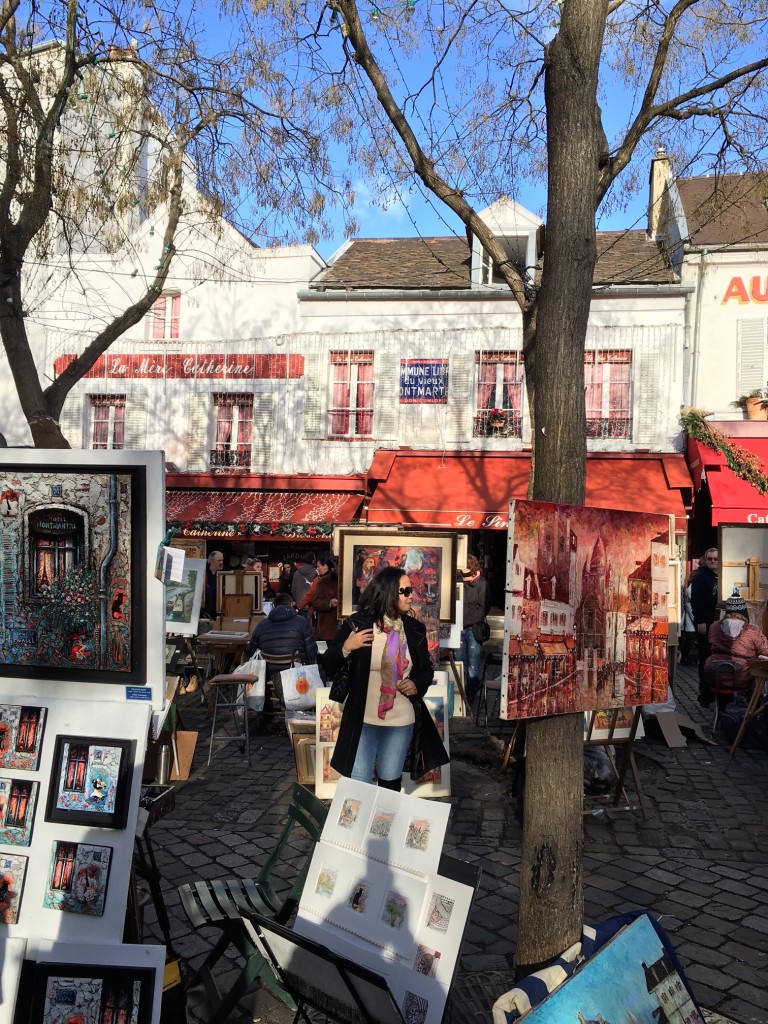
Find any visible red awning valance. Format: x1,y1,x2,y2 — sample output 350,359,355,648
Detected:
367,451,690,532
167,489,364,526
688,436,768,525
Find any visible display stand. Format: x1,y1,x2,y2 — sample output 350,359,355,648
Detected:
246,912,407,1024
583,706,647,816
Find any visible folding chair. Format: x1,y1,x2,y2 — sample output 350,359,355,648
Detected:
179,783,328,1024
706,659,742,732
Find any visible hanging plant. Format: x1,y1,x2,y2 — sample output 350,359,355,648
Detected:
680,407,768,495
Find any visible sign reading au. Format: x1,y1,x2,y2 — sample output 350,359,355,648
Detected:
399,359,449,403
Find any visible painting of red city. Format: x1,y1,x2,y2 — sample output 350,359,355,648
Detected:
502,500,672,720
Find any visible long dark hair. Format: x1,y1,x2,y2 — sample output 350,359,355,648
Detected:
316,553,337,578
359,566,408,621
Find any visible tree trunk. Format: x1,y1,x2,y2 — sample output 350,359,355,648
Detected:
0,287,69,448
515,0,609,976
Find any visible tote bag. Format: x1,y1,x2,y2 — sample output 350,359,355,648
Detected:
281,663,323,711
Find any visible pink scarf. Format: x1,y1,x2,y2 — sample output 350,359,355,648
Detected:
378,617,408,719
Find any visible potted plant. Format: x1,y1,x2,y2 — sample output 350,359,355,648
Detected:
488,407,508,428
732,384,768,421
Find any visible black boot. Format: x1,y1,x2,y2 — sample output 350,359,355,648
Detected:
377,775,402,792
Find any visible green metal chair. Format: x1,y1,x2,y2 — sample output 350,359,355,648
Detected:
179,782,327,1024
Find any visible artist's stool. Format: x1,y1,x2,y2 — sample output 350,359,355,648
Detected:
206,674,252,767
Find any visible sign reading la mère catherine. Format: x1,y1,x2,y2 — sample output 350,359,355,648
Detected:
399,359,449,403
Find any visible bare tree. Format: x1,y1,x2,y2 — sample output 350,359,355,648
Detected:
0,0,343,446
250,0,768,971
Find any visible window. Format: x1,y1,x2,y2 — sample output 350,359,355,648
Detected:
584,350,631,439
28,509,84,594
90,395,125,450
211,394,253,469
148,292,180,341
474,351,523,437
51,841,77,890
329,351,374,437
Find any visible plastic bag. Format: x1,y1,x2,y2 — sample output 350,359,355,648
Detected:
281,663,323,711
234,651,266,712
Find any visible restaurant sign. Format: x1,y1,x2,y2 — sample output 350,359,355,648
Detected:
399,359,449,403
53,353,304,380
721,275,768,304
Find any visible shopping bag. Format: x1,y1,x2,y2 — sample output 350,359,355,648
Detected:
281,663,323,711
234,651,266,712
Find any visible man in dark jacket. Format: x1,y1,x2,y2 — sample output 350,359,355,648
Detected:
459,555,490,702
690,548,719,704
245,594,318,664
291,552,317,606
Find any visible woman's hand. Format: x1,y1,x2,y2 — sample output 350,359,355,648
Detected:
397,677,417,697
342,626,373,654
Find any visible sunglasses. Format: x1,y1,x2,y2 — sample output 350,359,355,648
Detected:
398,586,414,597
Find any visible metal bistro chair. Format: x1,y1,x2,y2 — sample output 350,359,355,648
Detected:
475,648,504,727
706,659,741,732
259,650,301,723
179,783,328,1024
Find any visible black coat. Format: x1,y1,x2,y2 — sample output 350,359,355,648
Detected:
324,613,434,778
690,565,718,629
245,605,318,663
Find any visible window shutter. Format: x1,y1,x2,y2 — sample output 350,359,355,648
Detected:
634,348,659,447
185,392,210,471
443,350,472,441
303,347,326,439
737,318,767,393
374,345,399,441
123,395,147,449
250,392,276,472
58,395,84,448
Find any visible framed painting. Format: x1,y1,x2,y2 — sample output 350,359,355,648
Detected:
43,840,113,917
503,500,673,721
0,452,157,685
164,557,205,636
217,570,263,615
0,851,28,924
337,531,457,622
0,704,46,770
0,776,39,846
14,959,156,1024
45,736,135,830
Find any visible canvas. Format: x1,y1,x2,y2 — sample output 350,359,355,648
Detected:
45,736,134,829
0,703,46,770
15,960,155,1024
43,840,112,917
337,531,458,667
516,914,703,1024
0,460,147,684
504,500,672,720
0,851,28,923
164,558,205,636
0,776,39,846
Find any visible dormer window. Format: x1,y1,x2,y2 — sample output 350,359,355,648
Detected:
471,198,543,290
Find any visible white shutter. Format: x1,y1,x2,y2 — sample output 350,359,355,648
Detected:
737,318,767,393
185,392,210,472
634,346,660,447
250,392,276,472
443,350,473,441
374,344,399,442
303,344,327,439
123,394,147,449
59,394,84,448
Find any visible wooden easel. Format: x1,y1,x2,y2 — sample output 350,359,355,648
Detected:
584,706,647,817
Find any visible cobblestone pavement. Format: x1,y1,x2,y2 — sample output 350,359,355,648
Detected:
142,661,768,1024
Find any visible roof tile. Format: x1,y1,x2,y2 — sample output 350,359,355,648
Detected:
676,173,768,246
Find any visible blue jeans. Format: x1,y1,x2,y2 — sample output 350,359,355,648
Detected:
351,723,413,784
460,626,483,697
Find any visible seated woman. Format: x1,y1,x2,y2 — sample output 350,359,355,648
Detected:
704,590,768,701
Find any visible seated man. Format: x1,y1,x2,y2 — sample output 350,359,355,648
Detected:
245,594,318,703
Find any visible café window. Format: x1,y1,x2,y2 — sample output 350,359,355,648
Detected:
90,395,125,450
329,351,374,437
474,351,523,437
584,350,632,439
28,509,84,594
211,393,253,469
148,291,180,341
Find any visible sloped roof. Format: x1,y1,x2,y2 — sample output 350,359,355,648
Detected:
593,231,676,285
676,173,768,246
313,230,675,291
315,237,470,290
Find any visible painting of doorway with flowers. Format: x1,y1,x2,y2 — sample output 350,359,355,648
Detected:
0,461,146,684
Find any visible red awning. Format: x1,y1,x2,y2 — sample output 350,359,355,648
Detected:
165,474,367,537
367,451,690,532
687,436,768,526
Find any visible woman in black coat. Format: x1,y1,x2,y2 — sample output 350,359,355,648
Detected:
324,566,434,791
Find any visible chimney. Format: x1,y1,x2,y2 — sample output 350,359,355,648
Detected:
648,145,671,240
